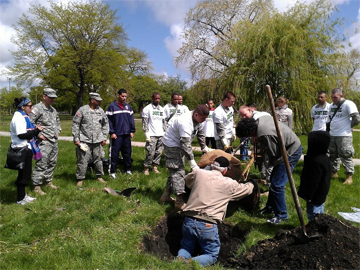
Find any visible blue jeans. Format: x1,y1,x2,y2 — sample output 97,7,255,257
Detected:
306,202,324,221
266,146,303,219
240,138,249,161
177,216,220,267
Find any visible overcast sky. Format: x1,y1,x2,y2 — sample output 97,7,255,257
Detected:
0,0,359,89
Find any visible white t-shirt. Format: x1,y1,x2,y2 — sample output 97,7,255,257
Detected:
10,111,31,149
204,109,215,137
252,111,271,120
213,104,234,140
141,103,165,136
181,104,190,114
311,102,330,131
328,100,358,136
163,111,204,147
164,103,185,120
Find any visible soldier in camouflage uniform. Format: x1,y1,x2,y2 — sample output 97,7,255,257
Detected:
161,104,210,210
72,93,109,187
328,88,360,184
142,92,166,175
30,88,61,195
213,91,237,153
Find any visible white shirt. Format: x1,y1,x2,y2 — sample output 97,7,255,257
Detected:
328,100,358,136
252,111,271,120
204,109,215,137
213,104,234,140
163,103,184,120
163,111,204,147
142,103,165,136
311,102,330,131
10,111,31,149
181,104,190,114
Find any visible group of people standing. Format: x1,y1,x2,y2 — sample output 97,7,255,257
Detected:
8,86,359,267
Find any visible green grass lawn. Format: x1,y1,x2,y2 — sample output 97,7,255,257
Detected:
0,132,359,269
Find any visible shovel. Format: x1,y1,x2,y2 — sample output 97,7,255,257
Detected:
265,85,319,242
104,187,136,197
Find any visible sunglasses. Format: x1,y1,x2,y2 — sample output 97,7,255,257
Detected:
25,104,33,108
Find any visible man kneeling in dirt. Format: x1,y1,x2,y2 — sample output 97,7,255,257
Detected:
177,157,256,267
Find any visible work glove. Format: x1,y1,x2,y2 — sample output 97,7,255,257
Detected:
145,132,151,143
202,146,210,153
222,138,230,151
188,159,199,171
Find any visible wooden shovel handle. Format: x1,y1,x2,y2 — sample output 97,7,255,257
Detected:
265,85,306,233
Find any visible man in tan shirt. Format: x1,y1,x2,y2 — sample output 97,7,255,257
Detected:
177,156,257,267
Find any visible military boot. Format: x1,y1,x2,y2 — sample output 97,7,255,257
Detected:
143,167,150,176
97,177,106,183
153,166,160,174
331,172,338,178
46,182,58,189
344,174,353,185
34,186,46,195
175,194,186,211
77,181,83,187
160,188,174,203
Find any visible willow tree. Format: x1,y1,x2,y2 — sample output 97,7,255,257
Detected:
176,0,274,83
224,0,350,133
7,1,128,110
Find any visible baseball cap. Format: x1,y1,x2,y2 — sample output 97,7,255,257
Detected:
213,156,230,168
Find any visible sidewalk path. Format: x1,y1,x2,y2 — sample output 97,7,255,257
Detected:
1,131,359,165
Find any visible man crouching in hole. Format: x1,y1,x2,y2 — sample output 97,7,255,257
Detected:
176,156,257,267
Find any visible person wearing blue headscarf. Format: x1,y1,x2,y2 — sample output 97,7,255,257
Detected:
10,97,43,205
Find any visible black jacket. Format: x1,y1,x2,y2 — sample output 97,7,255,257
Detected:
298,131,331,205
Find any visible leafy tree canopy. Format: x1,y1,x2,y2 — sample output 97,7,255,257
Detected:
181,0,358,133
6,0,130,110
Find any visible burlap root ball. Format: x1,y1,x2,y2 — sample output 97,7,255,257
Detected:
197,149,243,181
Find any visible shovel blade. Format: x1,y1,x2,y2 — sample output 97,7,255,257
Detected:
117,187,136,197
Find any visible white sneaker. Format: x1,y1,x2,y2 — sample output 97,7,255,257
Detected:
17,195,35,205
126,170,132,175
110,173,116,179
25,194,36,202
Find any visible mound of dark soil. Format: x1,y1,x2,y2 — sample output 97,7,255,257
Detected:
226,214,360,269
142,213,360,269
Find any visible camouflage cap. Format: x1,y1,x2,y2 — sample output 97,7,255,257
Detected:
89,92,102,101
43,88,57,98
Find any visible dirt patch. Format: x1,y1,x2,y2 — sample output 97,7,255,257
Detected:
142,214,359,269
142,212,249,264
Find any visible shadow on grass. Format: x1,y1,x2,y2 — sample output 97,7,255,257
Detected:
0,185,17,205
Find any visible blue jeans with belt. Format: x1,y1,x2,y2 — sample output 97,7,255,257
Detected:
177,216,220,267
266,145,303,219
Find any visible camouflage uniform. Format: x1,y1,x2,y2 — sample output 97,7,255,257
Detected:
72,104,109,180
163,113,207,195
144,136,164,167
329,136,355,174
164,145,186,194
142,104,166,168
30,102,61,185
